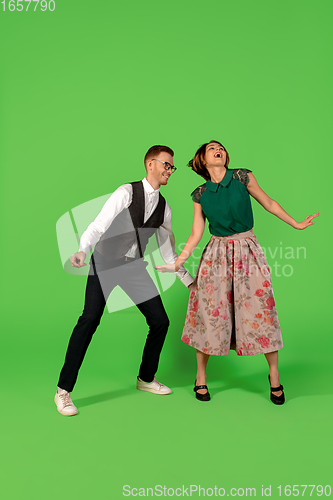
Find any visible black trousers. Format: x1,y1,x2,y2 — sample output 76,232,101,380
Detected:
58,259,169,392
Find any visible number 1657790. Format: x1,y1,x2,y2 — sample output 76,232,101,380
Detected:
1,0,55,11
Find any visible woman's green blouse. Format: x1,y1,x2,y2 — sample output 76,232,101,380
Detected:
191,168,254,237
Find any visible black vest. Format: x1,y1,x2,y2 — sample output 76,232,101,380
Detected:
93,181,166,265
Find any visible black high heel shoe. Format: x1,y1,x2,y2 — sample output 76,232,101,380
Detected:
268,374,285,405
194,380,211,401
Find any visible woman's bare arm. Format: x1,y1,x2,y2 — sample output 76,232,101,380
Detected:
155,201,206,273
247,173,319,229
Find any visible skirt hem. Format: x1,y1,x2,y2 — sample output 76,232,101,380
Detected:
182,339,283,357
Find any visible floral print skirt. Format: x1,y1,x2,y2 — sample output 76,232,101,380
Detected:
181,230,283,356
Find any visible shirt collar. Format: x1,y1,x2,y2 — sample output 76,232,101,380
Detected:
206,169,233,192
142,177,160,195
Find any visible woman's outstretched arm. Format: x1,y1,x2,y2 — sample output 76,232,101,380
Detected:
155,201,206,273
247,173,319,229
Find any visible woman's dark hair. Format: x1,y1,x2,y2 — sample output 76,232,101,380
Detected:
188,140,229,181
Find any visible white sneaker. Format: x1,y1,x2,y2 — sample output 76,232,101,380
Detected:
136,377,172,395
54,388,78,416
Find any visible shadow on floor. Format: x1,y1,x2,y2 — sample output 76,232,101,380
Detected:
175,361,333,402
75,387,134,408
74,361,332,407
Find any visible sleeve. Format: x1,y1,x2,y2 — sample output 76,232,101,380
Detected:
155,203,194,287
191,184,206,204
232,169,252,187
78,184,132,256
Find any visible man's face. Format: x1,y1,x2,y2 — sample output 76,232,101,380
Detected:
148,152,175,186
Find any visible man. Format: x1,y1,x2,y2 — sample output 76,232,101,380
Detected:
55,145,193,416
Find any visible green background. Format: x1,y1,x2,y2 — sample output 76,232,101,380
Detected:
1,0,332,498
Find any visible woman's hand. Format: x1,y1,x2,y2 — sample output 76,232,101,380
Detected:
294,213,319,230
154,264,179,273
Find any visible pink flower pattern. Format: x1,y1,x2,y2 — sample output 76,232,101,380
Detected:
266,297,275,310
258,336,270,348
181,232,283,356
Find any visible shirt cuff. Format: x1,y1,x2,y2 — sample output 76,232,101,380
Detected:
78,245,90,257
176,268,194,287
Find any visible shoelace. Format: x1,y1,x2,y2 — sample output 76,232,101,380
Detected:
58,392,72,407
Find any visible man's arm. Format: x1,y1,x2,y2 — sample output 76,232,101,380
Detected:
155,203,194,287
70,184,132,268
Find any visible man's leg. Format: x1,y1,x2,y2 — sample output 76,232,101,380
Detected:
119,261,171,394
57,273,112,393
135,295,169,383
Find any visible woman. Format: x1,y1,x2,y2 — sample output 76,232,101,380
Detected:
155,140,319,404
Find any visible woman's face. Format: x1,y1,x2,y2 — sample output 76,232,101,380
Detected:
204,142,227,168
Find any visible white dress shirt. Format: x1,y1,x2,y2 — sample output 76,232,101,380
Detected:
79,178,193,287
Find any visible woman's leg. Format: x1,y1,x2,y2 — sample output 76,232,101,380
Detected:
264,350,282,397
196,350,210,394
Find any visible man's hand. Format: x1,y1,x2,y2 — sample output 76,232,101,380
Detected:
70,251,87,268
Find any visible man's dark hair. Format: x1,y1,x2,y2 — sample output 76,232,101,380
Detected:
144,145,174,165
